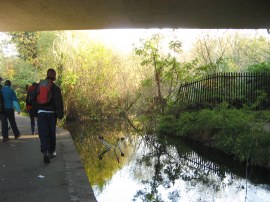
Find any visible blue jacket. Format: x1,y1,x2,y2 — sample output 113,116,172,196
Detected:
1,86,21,112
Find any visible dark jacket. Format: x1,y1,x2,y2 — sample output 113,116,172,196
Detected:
33,79,64,119
0,91,4,114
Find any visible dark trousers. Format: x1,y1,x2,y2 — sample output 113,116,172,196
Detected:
28,109,36,134
37,113,57,153
1,109,20,139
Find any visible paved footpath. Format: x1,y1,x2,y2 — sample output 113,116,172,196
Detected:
0,114,97,202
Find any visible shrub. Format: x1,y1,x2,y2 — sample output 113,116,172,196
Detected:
158,105,270,167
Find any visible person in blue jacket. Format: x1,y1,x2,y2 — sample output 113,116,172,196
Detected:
1,80,21,142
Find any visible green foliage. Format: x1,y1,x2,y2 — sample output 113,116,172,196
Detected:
234,126,270,165
36,31,58,70
0,56,40,111
54,31,126,120
247,62,270,73
158,115,178,135
250,90,268,110
212,107,252,154
8,32,40,63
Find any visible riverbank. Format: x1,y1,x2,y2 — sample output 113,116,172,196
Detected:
158,108,270,170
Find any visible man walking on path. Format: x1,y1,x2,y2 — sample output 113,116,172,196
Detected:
26,82,38,135
33,68,64,164
1,80,21,142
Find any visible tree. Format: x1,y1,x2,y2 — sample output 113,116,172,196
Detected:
8,32,40,63
190,30,270,74
134,33,184,114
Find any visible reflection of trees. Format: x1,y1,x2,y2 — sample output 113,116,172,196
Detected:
65,120,135,191
133,135,240,202
133,134,181,202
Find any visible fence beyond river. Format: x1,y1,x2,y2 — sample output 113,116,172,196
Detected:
177,72,270,109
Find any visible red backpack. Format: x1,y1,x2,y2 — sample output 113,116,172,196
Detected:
37,79,53,105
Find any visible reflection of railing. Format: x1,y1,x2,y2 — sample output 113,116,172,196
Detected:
180,151,230,176
98,136,125,163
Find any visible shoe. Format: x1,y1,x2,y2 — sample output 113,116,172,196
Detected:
2,138,10,142
43,152,50,164
15,134,21,139
50,151,57,159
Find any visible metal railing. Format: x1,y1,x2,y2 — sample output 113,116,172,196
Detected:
177,72,270,109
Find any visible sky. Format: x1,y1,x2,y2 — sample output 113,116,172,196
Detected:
1,29,269,55
82,28,270,53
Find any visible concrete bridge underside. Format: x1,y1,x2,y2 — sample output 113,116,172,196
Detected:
0,0,270,32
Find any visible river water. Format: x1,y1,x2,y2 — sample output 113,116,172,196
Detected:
65,121,270,202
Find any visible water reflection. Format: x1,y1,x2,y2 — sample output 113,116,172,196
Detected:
98,136,125,163
65,121,270,202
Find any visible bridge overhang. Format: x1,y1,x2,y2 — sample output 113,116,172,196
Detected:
0,0,270,32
